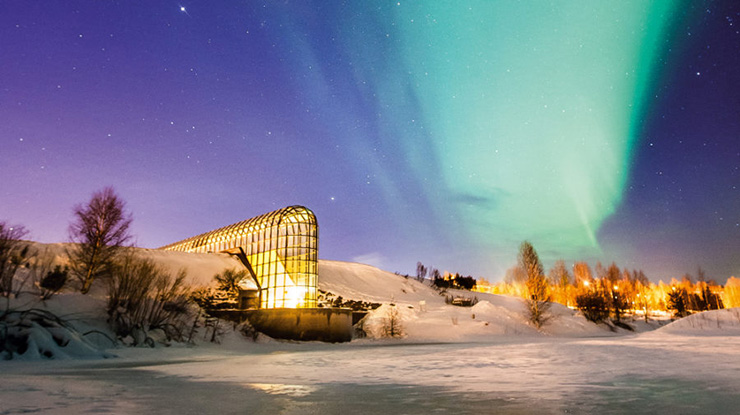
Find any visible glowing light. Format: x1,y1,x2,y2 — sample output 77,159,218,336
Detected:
384,3,679,263
284,2,679,269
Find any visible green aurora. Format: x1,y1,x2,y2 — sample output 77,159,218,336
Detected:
378,2,681,263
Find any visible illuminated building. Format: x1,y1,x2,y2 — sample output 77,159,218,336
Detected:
160,205,318,309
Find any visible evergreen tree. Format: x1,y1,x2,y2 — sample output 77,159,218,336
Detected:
667,287,689,318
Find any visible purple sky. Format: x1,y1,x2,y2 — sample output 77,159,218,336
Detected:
2,1,738,282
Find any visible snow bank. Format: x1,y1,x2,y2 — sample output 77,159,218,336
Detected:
9,243,702,353
654,308,740,336
319,260,627,340
318,260,442,306
1,294,114,360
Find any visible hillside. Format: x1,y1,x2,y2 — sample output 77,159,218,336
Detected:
651,308,740,336
13,243,644,344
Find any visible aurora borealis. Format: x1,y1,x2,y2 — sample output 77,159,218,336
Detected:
2,1,739,281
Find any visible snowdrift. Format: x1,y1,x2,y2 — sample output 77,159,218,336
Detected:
318,261,613,340
318,260,442,306
654,308,740,336
16,242,738,355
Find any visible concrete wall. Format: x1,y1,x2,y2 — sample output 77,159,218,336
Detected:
246,308,353,343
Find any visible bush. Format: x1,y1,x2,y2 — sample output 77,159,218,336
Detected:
213,268,249,301
39,266,68,300
107,255,192,346
576,291,610,323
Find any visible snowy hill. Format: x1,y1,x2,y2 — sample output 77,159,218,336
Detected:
16,243,649,343
318,260,442,305
652,308,740,336
318,260,615,340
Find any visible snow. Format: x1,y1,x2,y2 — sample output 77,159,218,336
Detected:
2,247,739,413
651,308,740,336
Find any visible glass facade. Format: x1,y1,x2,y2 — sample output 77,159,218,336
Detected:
160,206,318,309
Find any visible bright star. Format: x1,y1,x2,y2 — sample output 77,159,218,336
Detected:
180,6,186,12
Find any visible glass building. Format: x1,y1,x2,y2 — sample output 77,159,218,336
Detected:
161,206,318,309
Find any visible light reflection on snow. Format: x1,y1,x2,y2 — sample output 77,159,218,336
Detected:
246,383,318,397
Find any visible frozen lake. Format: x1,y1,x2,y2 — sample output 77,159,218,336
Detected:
3,334,739,414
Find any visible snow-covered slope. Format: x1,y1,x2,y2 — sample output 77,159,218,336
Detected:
318,260,442,305
318,260,616,340
18,244,648,342
28,242,240,288
652,308,740,336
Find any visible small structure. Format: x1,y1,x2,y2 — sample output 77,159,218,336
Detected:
161,205,352,342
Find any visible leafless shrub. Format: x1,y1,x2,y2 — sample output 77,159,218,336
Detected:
0,223,32,298
382,304,404,338
107,255,192,346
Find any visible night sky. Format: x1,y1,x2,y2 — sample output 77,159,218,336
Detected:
2,1,738,282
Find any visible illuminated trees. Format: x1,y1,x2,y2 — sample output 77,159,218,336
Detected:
572,262,593,287
67,187,132,294
724,277,740,308
548,260,572,307
605,263,627,322
633,270,651,322
518,241,550,328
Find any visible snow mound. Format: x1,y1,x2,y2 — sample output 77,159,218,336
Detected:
318,260,441,306
359,303,417,339
320,261,618,341
655,308,740,336
17,243,623,346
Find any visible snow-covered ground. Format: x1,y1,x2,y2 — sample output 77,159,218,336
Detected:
3,329,740,414
2,245,739,414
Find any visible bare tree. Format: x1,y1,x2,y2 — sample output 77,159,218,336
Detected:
518,241,550,328
67,187,132,294
0,222,31,298
415,261,428,283
382,304,404,338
